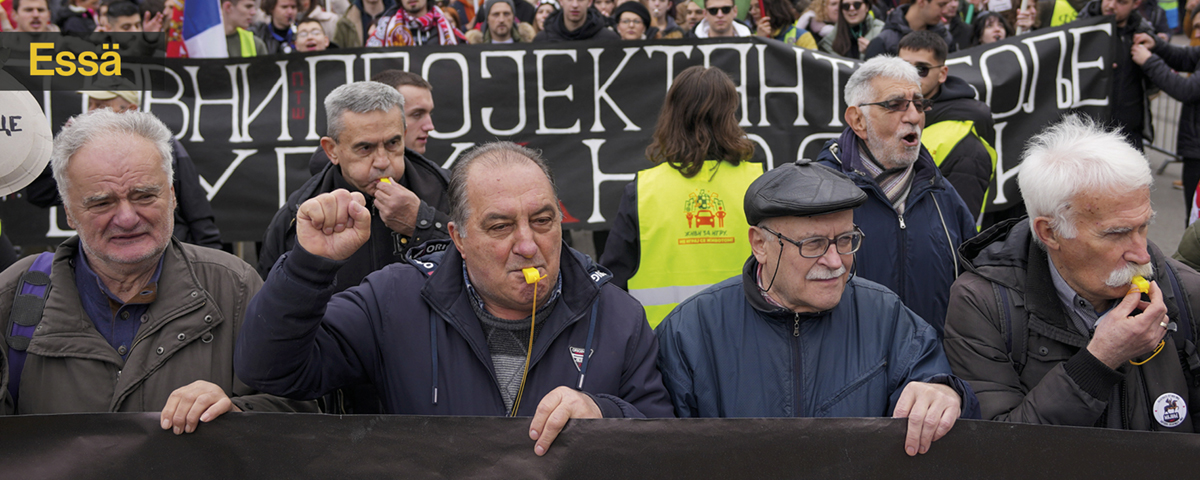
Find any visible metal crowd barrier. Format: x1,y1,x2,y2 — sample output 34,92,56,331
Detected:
1152,89,1186,174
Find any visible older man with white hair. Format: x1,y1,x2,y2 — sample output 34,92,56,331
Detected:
0,109,313,425
816,55,976,338
944,114,1200,432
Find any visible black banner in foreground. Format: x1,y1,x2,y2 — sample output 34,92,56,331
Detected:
0,17,1114,243
1,414,1197,478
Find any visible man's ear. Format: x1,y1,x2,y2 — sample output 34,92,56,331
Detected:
1032,216,1062,251
937,65,948,85
845,106,867,139
320,137,340,165
748,225,771,263
448,221,467,258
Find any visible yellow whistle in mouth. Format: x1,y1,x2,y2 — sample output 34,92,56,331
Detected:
379,177,392,184
1132,275,1150,294
522,268,545,284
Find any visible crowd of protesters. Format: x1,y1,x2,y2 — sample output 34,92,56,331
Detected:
6,0,1200,465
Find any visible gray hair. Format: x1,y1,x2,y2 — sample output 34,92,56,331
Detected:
448,142,557,238
51,109,175,203
844,56,922,107
324,81,406,141
1019,114,1152,244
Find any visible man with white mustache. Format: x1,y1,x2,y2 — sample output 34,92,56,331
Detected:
944,114,1200,432
657,158,980,457
816,55,976,338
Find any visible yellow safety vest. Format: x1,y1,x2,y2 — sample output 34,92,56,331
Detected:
1051,0,1078,27
237,28,258,57
627,160,763,328
922,120,997,224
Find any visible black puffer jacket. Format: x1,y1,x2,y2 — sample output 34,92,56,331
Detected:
925,75,995,219
533,7,621,42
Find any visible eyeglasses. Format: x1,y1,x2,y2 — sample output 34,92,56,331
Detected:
296,30,324,39
759,225,864,258
858,97,933,113
840,1,865,10
619,17,644,25
706,5,733,14
912,63,944,77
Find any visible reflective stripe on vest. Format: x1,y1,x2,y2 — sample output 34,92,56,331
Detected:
1051,0,1078,26
921,119,997,223
237,28,258,57
627,160,762,329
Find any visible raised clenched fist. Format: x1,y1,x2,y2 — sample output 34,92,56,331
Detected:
296,189,372,261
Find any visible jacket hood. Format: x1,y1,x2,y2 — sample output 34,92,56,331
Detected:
692,17,753,37
928,76,996,145
544,7,611,40
958,217,1030,287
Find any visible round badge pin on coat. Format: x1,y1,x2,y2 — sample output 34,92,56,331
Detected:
1153,392,1187,428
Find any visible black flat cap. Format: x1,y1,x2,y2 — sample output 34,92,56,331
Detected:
744,159,867,225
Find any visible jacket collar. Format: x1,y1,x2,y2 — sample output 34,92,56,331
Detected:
32,237,212,364
419,240,602,362
739,255,834,322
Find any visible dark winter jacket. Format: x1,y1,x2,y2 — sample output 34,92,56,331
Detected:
816,128,976,337
54,6,96,36
944,219,1200,431
533,7,621,42
257,149,450,284
1080,0,1156,144
946,15,972,51
656,256,981,419
1141,37,1200,158
864,4,955,59
251,21,296,54
235,240,674,419
24,139,222,249
925,75,996,219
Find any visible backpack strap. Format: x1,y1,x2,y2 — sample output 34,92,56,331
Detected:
1161,261,1200,387
5,252,54,405
995,282,1028,375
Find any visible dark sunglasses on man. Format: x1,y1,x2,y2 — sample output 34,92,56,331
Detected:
707,5,733,14
912,64,944,78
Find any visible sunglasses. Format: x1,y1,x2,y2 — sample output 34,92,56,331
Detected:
840,1,865,10
912,63,944,77
858,97,934,113
706,5,733,14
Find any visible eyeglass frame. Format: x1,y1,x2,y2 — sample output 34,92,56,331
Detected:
840,1,865,10
618,16,645,25
706,5,733,15
758,225,865,259
911,63,944,78
858,97,934,113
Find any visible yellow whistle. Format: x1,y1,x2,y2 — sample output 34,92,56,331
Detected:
379,177,392,184
522,267,545,284
1132,275,1150,294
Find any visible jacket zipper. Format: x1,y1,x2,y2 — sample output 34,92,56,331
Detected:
792,312,803,417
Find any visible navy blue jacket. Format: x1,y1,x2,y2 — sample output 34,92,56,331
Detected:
656,257,980,419
816,128,976,337
235,240,673,419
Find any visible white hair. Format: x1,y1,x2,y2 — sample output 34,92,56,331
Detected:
325,81,406,141
51,109,175,202
1018,114,1151,244
844,56,921,107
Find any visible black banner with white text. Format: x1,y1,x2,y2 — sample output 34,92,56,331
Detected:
0,17,1115,244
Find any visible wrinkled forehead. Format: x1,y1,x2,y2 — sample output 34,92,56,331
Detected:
870,77,922,100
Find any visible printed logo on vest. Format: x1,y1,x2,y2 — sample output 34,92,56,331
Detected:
1153,392,1187,428
681,189,735,245
570,346,593,371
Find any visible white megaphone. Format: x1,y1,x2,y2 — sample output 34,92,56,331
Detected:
0,87,53,197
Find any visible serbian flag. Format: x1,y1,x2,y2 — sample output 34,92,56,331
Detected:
181,0,228,58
